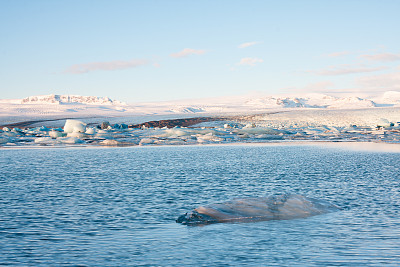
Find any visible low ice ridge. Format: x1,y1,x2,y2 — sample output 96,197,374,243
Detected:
176,194,339,225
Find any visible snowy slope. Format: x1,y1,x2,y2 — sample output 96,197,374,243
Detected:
243,94,376,109
379,91,400,105
19,94,126,105
1,91,400,126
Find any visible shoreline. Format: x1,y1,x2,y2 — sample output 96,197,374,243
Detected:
2,140,400,153
2,111,400,150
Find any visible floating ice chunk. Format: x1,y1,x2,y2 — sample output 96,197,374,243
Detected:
49,130,65,138
224,124,232,129
63,119,87,133
377,118,392,128
38,126,50,132
101,121,110,129
243,123,256,128
5,142,17,146
113,123,127,129
100,139,119,146
196,133,223,143
0,137,9,144
95,129,112,139
139,138,154,145
237,127,280,135
2,127,10,132
85,127,96,135
57,136,85,144
2,131,18,137
35,137,57,145
155,128,195,138
67,132,86,138
12,128,23,133
326,126,340,133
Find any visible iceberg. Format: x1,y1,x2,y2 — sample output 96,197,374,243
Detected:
376,118,392,128
177,194,338,225
63,119,87,133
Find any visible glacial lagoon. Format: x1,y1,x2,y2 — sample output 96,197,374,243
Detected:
1,144,400,266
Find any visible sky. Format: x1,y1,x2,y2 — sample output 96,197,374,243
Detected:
1,0,400,103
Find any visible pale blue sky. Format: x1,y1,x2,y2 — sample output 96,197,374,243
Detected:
1,0,399,103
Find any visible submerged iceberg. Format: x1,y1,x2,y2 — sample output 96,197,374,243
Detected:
177,194,338,225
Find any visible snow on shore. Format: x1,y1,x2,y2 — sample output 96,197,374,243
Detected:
0,92,400,147
1,91,400,126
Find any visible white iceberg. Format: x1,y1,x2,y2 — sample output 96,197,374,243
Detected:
85,127,96,135
376,118,392,128
63,119,87,133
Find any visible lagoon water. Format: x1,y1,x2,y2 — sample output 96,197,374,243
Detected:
1,144,400,266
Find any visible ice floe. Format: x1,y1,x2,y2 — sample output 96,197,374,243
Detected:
1,112,400,147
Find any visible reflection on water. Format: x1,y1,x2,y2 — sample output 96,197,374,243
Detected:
318,141,400,153
1,144,400,266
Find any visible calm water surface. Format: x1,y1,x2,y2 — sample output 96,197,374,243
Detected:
1,144,400,266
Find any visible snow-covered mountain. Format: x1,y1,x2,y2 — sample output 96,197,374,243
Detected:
379,91,400,105
4,92,400,110
19,94,126,105
244,94,376,109
1,91,400,126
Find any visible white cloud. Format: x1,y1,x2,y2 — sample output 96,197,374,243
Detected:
170,48,206,58
309,64,387,76
285,81,334,94
238,42,259,49
64,59,148,74
325,51,350,57
237,57,263,66
357,71,400,90
361,53,400,62
304,81,334,91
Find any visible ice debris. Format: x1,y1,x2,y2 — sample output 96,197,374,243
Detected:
1,117,400,147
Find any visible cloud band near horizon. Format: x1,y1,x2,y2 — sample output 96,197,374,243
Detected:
170,48,206,58
309,64,387,76
361,53,400,62
238,57,263,66
238,41,259,49
64,59,149,74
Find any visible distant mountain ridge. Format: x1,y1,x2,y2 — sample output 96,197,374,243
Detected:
20,94,126,105
1,91,400,118
244,94,377,109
